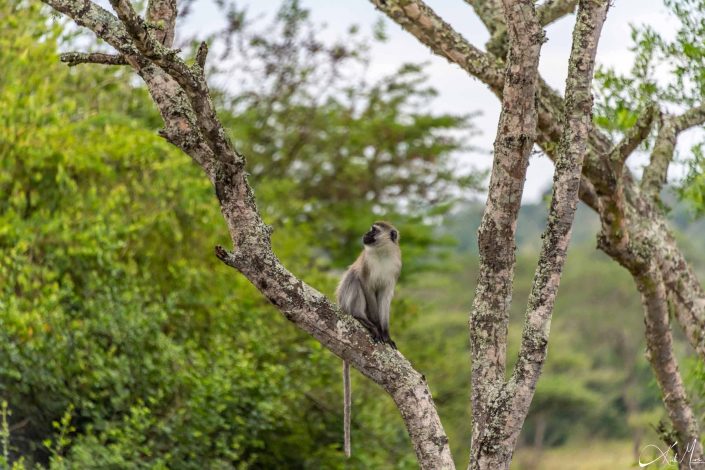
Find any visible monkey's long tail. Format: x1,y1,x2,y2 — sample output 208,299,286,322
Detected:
343,360,351,458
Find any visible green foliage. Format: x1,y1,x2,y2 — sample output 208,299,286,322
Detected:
594,0,705,122
0,1,479,468
204,0,481,271
684,357,705,424
679,143,705,215
1,4,314,467
593,0,705,215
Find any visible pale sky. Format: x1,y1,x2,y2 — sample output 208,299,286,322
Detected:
178,0,689,202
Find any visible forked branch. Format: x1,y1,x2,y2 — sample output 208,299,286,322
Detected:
41,1,454,467
469,0,543,466
469,1,609,468
510,0,609,430
642,102,705,199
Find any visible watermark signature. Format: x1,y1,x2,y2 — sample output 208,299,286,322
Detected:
639,440,704,469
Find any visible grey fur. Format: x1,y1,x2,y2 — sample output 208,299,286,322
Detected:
336,222,402,458
336,221,401,344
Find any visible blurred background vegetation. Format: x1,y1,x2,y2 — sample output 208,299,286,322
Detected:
1,1,704,469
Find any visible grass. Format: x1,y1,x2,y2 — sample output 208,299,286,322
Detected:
511,440,679,470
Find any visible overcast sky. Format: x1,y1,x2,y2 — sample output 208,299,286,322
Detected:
179,0,686,202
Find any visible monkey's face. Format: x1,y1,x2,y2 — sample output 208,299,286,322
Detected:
362,222,399,246
363,225,379,245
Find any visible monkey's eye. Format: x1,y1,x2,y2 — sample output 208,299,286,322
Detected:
390,230,397,242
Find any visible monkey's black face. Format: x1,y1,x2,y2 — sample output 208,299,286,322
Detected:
362,226,378,245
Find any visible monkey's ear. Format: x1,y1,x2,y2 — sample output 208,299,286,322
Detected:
390,230,398,242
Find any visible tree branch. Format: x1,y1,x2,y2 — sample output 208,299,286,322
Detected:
466,0,578,57
462,0,507,57
654,227,705,360
366,0,611,210
109,0,153,47
370,0,705,450
463,0,504,33
469,0,543,467
470,1,609,468
641,116,677,200
674,101,705,133
107,0,236,163
368,0,504,93
608,103,657,170
146,0,177,47
596,116,705,467
512,0,609,425
537,0,579,26
40,0,140,56
636,264,704,464
60,51,127,66
456,5,705,370
42,0,455,467
642,102,705,200
195,41,208,70
596,104,657,259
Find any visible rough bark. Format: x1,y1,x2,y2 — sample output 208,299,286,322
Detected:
368,0,504,92
536,0,579,26
468,0,542,467
146,0,177,47
636,265,704,466
468,1,609,468
60,51,128,66
370,1,705,462
41,1,454,468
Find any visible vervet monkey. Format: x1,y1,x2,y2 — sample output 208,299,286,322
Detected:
336,221,402,458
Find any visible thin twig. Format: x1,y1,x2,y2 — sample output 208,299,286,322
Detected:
60,52,127,66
